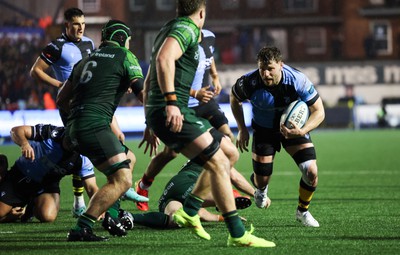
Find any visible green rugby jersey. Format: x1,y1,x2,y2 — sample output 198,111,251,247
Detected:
68,42,143,128
146,17,200,108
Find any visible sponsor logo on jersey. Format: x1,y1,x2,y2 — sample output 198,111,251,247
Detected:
94,52,115,58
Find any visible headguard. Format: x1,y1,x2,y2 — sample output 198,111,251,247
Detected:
101,20,132,47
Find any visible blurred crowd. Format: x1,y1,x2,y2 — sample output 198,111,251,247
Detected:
0,31,50,111
0,20,145,112
0,19,239,112
0,39,226,112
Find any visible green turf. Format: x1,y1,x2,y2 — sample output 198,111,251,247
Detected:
0,129,399,254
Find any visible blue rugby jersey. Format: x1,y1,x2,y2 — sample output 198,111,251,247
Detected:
40,33,95,82
14,124,94,183
232,64,319,129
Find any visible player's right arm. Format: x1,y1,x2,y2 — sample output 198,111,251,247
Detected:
156,37,184,133
30,57,63,88
156,37,182,95
209,58,222,95
10,125,35,161
230,87,249,153
139,67,160,156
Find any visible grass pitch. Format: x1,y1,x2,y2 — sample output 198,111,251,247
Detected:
0,129,399,255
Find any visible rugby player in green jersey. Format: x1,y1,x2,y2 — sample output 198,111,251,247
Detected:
120,157,254,229
57,20,147,241
144,0,275,248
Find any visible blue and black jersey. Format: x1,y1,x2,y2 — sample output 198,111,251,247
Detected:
232,65,319,130
15,124,94,183
188,29,216,108
40,33,95,82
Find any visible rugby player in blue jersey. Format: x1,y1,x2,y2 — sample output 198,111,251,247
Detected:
230,46,325,227
0,124,98,223
30,8,95,217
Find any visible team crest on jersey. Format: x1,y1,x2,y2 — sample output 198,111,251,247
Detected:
251,79,257,87
51,127,65,140
238,79,244,88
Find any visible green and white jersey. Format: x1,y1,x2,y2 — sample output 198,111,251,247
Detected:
158,160,203,212
68,42,143,129
146,17,200,109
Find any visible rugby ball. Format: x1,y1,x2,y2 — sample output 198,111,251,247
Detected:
280,100,309,129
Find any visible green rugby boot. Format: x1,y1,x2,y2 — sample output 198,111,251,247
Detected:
173,208,211,240
227,224,276,248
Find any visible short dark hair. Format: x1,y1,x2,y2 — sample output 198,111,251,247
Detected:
64,8,84,22
177,0,206,17
256,46,283,64
101,20,132,47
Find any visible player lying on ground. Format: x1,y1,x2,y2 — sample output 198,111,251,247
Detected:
118,160,253,229
0,124,98,223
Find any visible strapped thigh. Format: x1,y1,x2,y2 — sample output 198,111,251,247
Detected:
102,159,131,176
191,137,220,167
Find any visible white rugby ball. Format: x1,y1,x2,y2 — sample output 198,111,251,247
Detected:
280,100,309,129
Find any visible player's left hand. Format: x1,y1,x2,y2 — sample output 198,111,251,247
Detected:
21,143,35,161
236,129,250,152
165,105,184,133
280,122,304,139
195,85,214,103
213,80,222,96
139,126,160,156
9,207,26,221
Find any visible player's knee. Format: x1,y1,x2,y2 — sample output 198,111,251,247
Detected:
37,211,57,223
127,152,136,168
38,216,57,223
293,147,317,186
298,160,318,186
106,160,132,191
253,160,273,176
310,174,318,187
209,128,238,165
162,147,178,161
119,170,133,191
224,142,239,166
110,172,132,194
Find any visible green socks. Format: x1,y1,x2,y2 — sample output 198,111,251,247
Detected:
183,194,204,216
223,210,245,238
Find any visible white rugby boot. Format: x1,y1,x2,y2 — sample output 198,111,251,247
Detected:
296,209,320,227
254,188,270,208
